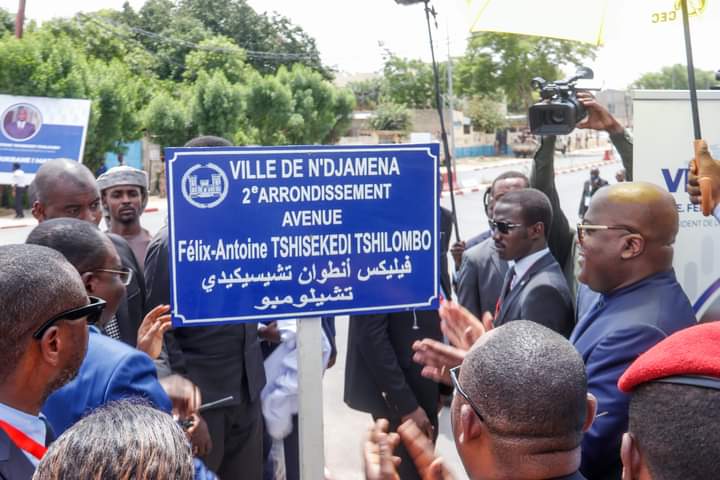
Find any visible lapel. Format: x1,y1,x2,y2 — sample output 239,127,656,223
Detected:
496,252,554,325
0,429,36,479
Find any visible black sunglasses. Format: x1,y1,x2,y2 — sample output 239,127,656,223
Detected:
33,296,107,339
489,219,524,235
450,366,485,422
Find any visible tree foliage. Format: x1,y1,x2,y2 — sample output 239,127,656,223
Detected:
0,1,352,172
466,95,506,133
631,64,717,90
369,102,412,132
455,33,597,112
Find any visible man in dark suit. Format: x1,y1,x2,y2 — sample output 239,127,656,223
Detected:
572,182,696,480
491,189,574,337
344,207,452,480
144,136,266,479
578,168,609,218
0,244,94,480
5,107,36,140
31,159,146,347
455,171,529,318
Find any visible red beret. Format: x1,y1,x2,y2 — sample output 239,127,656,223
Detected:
619,322,720,393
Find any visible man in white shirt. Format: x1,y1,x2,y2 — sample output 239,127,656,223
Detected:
12,163,27,219
0,244,98,479
491,188,575,337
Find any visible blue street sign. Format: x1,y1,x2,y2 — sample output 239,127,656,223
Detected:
166,143,439,326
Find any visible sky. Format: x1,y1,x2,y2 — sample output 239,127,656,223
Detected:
0,0,718,89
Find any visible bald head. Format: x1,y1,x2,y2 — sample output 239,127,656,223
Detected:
32,160,102,225
579,182,678,293
590,182,678,246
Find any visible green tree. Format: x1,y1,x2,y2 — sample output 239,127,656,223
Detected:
83,59,145,171
143,90,191,149
631,64,717,90
455,33,597,111
347,77,384,110
466,95,506,133
382,51,443,109
369,102,412,132
183,35,250,84
243,73,294,145
190,70,244,140
178,0,328,77
0,7,13,36
277,64,355,144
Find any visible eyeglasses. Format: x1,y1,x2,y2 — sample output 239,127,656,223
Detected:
576,223,637,245
489,219,524,234
450,366,485,422
92,267,133,286
33,296,107,339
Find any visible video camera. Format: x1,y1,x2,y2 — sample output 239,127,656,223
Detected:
528,67,594,135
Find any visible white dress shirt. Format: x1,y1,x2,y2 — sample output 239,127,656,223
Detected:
508,247,550,290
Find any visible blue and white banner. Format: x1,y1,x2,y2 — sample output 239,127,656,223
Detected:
0,94,91,185
166,144,440,326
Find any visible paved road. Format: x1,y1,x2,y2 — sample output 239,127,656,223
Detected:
0,153,621,479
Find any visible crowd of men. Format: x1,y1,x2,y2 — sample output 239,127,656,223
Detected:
1,90,720,479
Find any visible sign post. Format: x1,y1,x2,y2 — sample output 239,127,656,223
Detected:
165,143,440,477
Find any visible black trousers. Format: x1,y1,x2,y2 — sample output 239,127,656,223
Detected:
13,186,24,217
202,400,263,480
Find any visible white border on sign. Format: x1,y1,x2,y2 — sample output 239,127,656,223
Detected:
167,145,440,324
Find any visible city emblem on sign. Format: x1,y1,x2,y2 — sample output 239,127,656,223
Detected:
181,162,229,209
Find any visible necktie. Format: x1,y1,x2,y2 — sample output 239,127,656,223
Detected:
495,266,515,317
104,315,122,341
0,420,47,460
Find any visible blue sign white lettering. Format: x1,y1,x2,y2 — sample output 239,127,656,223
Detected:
166,144,440,326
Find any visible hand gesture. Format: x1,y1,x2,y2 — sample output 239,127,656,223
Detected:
412,339,466,386
397,419,454,480
186,413,213,457
136,304,172,359
439,301,487,351
688,140,720,214
364,419,401,480
576,92,624,134
159,374,201,419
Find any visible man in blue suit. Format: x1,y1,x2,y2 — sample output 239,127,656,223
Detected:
27,219,172,434
572,182,696,479
0,244,96,480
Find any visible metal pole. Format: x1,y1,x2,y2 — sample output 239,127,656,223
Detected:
679,0,702,140
15,0,26,39
424,0,461,241
446,24,456,171
297,317,325,480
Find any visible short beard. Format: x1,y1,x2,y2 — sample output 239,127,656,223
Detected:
41,350,84,404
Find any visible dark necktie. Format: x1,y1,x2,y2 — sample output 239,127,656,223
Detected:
495,266,516,317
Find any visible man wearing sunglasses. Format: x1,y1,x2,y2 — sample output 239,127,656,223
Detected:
0,244,98,479
572,182,696,480
25,219,173,436
31,159,147,348
455,171,528,319
490,189,574,337
368,321,596,480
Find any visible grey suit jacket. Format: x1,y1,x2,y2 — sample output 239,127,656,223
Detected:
456,237,508,318
494,252,574,338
